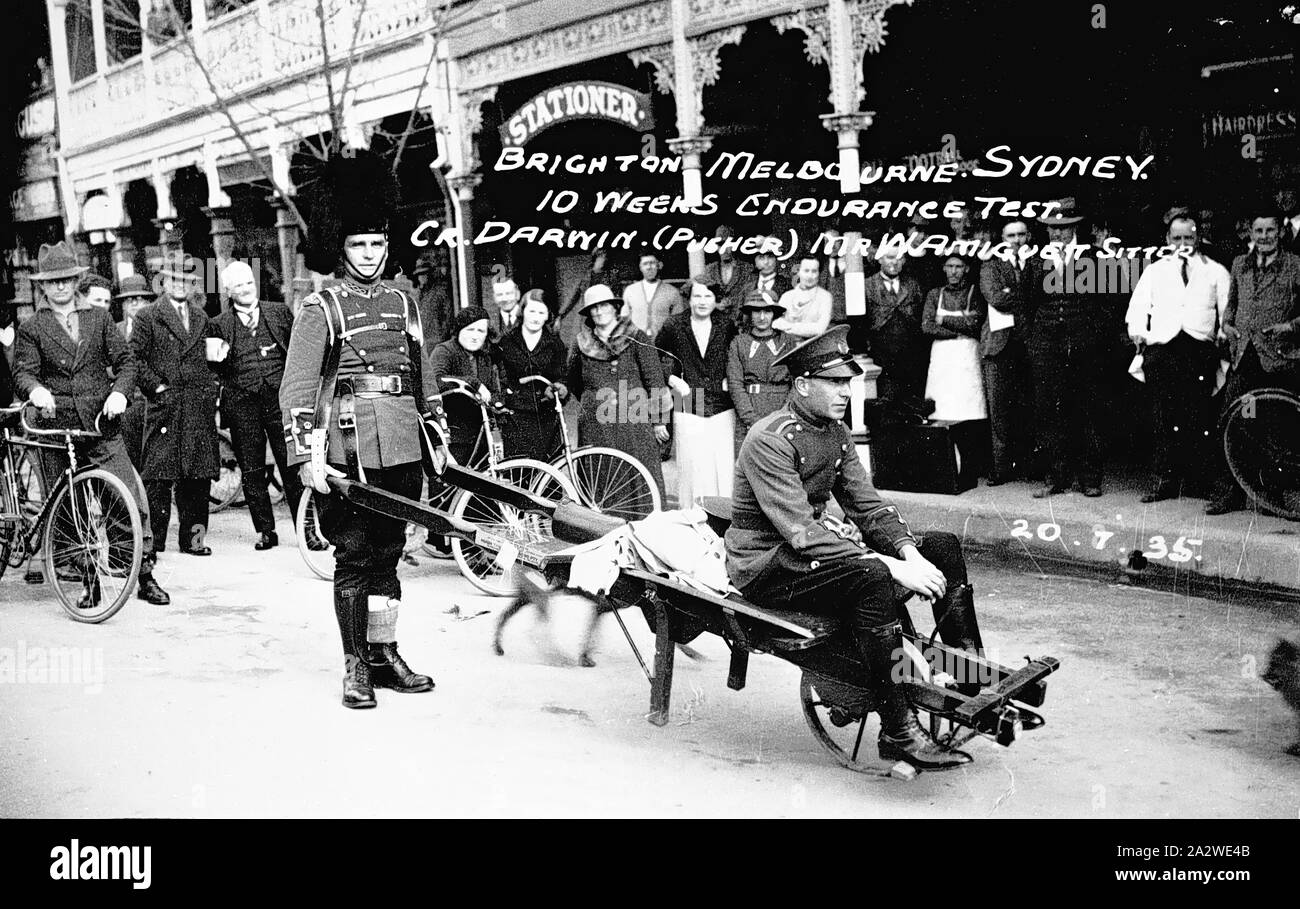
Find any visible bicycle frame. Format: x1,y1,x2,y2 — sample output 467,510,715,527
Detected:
521,374,580,477
1,416,93,563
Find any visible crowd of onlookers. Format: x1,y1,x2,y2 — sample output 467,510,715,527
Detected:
464,186,1300,516
5,180,1298,582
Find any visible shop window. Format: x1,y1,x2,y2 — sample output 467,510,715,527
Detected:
208,0,256,20
106,0,142,65
66,1,97,82
147,0,193,42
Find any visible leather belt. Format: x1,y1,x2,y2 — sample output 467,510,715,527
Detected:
337,374,411,395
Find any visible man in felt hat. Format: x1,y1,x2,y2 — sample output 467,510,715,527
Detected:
130,253,221,555
115,274,154,341
1026,197,1106,498
114,274,154,471
13,242,170,606
725,325,1009,771
209,260,303,550
279,150,438,709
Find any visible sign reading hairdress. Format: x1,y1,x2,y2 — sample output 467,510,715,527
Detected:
499,82,655,147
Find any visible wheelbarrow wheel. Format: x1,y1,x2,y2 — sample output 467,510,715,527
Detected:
799,673,880,774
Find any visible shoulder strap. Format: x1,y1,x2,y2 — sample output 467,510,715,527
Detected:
398,287,432,420
311,288,344,446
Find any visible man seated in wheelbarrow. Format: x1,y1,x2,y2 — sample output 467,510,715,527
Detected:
725,324,1039,771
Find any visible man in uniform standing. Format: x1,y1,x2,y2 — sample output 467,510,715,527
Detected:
280,151,436,709
14,242,169,605
725,326,1014,771
130,257,220,554
209,260,304,549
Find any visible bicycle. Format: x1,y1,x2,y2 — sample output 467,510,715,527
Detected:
1221,386,1300,520
0,405,144,623
295,376,575,595
517,374,661,520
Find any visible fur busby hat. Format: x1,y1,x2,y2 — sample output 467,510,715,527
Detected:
301,149,400,275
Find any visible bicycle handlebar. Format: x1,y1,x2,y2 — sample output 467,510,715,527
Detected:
436,377,512,416
8,404,108,439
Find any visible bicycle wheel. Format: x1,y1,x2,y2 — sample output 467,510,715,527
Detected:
1222,387,1300,520
560,446,661,520
450,458,575,596
1,449,45,573
43,468,142,624
296,490,335,581
210,431,243,512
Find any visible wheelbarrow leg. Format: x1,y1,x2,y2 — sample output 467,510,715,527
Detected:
648,596,675,726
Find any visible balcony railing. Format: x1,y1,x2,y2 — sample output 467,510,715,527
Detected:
63,0,435,151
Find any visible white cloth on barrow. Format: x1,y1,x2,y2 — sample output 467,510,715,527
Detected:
566,507,736,598
673,409,735,508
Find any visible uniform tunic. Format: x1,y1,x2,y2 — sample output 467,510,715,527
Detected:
279,279,439,471
278,277,439,599
725,395,916,592
726,329,792,456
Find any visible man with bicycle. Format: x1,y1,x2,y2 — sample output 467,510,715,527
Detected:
1205,205,1300,515
13,242,169,606
279,151,437,709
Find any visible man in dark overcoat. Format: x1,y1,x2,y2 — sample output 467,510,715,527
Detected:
130,257,220,555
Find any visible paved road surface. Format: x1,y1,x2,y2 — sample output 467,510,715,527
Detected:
2,508,1297,818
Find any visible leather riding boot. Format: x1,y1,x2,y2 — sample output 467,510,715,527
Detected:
364,596,434,693
858,622,972,771
335,588,376,709
367,641,435,693
930,583,983,695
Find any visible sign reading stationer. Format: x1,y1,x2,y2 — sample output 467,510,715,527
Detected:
499,81,655,147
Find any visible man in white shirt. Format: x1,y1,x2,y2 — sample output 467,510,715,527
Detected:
622,252,683,337
775,256,833,338
1125,215,1229,502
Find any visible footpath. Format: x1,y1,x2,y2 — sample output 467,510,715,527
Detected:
662,450,1300,597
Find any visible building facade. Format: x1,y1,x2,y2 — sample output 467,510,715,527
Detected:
40,0,922,314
